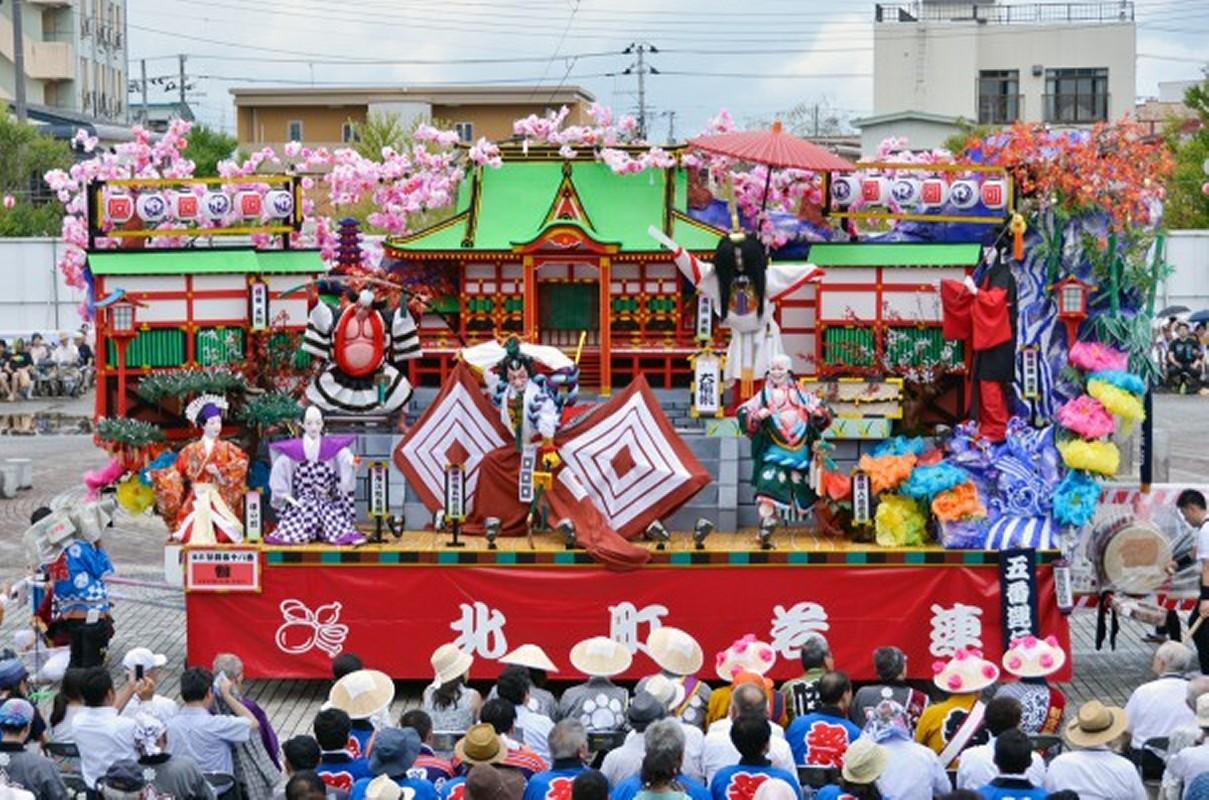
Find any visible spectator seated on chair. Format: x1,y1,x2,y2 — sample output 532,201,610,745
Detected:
97,759,154,800
600,691,663,787
347,727,437,800
1167,323,1206,394
165,667,258,778
702,683,796,785
814,738,889,800
709,714,803,800
786,670,862,767
468,698,547,780
313,708,373,791
1125,641,1195,780
0,698,69,800
570,769,608,800
861,699,949,800
400,710,455,791
288,771,331,800
523,719,590,800
975,730,1047,800
609,719,711,800
120,647,178,723
955,697,1046,790
133,712,214,800
1044,700,1146,800
780,635,833,723
71,666,142,791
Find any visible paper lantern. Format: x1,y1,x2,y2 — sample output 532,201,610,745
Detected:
860,176,889,205
920,178,949,208
135,192,168,223
265,189,295,218
830,175,859,206
890,177,921,207
980,179,1007,210
236,191,264,219
106,194,134,224
172,192,200,221
949,179,979,209
202,191,232,221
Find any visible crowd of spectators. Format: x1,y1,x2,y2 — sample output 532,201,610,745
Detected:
1155,318,1209,395
0,328,94,401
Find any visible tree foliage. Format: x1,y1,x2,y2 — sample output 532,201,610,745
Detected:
1163,76,1209,230
0,103,72,235
183,124,240,177
346,112,458,231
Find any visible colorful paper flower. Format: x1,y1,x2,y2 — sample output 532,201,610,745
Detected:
1052,470,1102,528
871,436,929,458
1087,378,1145,432
858,453,918,494
1056,439,1120,476
1069,341,1128,373
1056,395,1115,440
931,481,987,522
899,463,969,501
875,494,927,547
820,469,852,502
1088,369,1146,397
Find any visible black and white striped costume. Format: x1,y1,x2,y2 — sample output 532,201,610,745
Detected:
302,301,421,414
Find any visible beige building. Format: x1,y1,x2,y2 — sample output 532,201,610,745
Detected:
859,0,1136,153
1,0,128,124
230,85,596,151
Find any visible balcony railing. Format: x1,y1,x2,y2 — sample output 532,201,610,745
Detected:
977,93,1023,124
1043,92,1109,124
875,2,1134,24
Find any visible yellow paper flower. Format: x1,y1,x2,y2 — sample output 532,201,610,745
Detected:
1057,439,1120,476
1087,378,1144,433
116,475,156,515
875,494,926,547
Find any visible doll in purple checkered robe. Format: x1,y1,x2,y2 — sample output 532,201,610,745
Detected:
265,406,365,546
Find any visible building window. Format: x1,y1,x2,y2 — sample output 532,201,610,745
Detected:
454,122,473,142
1045,68,1109,124
977,70,1020,124
287,120,303,142
341,121,359,143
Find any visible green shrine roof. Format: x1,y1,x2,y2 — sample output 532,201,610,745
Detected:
88,248,327,275
390,156,724,254
806,242,982,267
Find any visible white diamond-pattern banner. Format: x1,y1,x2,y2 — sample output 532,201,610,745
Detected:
394,363,509,513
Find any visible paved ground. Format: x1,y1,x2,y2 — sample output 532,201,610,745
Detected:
0,391,1204,741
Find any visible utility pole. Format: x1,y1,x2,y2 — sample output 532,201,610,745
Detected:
178,53,187,106
666,110,676,144
11,0,27,122
140,58,148,124
623,42,658,140
813,103,820,137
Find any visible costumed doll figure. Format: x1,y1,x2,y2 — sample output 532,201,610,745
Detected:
151,395,248,544
737,354,833,523
265,406,364,546
302,288,422,414
649,225,823,395
941,247,1018,443
486,339,562,464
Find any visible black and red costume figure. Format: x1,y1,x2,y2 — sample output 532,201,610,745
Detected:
941,247,1017,443
303,288,422,414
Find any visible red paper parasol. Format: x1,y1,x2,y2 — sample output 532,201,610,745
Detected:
687,120,856,171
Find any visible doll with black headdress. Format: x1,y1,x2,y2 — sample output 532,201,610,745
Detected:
649,226,824,397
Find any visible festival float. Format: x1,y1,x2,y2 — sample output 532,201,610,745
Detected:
42,108,1183,679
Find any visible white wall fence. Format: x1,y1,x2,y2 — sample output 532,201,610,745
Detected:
0,238,89,338
1161,230,1209,314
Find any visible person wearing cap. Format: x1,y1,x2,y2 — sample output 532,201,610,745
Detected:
423,644,481,735
1044,700,1146,800
0,657,46,746
487,644,559,720
1162,693,1209,800
0,697,68,800
784,671,861,768
346,728,437,800
470,698,548,780
954,696,1046,791
314,708,374,791
779,634,832,724
559,637,631,733
522,719,589,800
609,719,711,800
993,635,1067,736
120,647,178,723
701,683,795,786
914,648,997,768
643,674,705,783
132,711,214,800
849,646,928,735
813,737,887,800
214,653,282,772
328,669,395,759
601,691,665,787
400,710,455,792
708,714,803,800
496,666,555,764
638,628,711,732
859,699,948,800
96,758,151,800
166,667,259,778
445,722,526,798
708,636,784,728
1124,640,1196,779
974,729,1046,800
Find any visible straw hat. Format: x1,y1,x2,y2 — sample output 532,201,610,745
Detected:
364,775,401,800
647,627,703,677
715,634,777,681
1002,634,1066,678
327,669,395,720
931,648,1000,693
454,723,506,765
431,643,474,685
841,739,889,784
569,636,633,678
1066,700,1129,748
500,643,559,673
643,673,686,711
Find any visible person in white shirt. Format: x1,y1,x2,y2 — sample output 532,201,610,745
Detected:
1045,700,1146,800
120,647,178,723
860,698,949,800
600,691,664,787
643,673,706,784
1163,693,1209,800
165,666,257,776
71,666,147,789
956,696,1046,790
1125,640,1196,778
1181,490,1209,675
702,682,796,784
494,666,554,765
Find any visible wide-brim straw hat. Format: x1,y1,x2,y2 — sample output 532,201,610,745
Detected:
841,738,889,784
570,636,633,677
364,775,401,800
1066,700,1130,748
327,669,395,719
1002,634,1066,678
454,723,506,765
932,648,999,693
647,627,703,676
644,673,686,711
500,643,559,673
715,635,776,681
431,643,474,685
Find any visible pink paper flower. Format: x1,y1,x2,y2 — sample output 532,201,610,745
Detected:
1069,341,1128,372
1057,395,1115,439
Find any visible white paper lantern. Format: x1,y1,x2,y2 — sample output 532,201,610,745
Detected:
172,192,200,221
202,191,232,221
860,176,889,205
265,189,295,219
890,177,922,207
920,178,949,208
135,192,168,223
980,179,1008,210
830,175,860,206
949,179,979,209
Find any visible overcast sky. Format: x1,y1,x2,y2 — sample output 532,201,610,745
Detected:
125,0,1209,138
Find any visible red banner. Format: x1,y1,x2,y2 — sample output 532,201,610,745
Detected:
186,563,1070,682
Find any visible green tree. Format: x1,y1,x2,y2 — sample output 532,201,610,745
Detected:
942,120,1000,155
183,124,240,177
1164,76,1209,230
0,103,73,235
